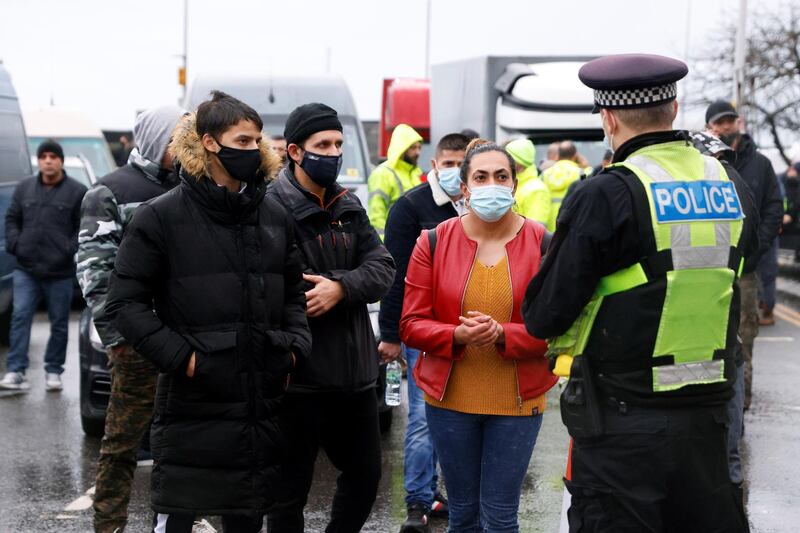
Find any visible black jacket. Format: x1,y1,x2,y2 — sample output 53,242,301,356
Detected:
523,131,759,408
266,167,395,393
106,113,308,515
5,173,87,279
722,134,783,272
379,182,457,343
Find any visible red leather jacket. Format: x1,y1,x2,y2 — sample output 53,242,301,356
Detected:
400,217,557,402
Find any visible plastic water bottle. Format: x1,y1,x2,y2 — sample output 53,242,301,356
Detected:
385,360,402,406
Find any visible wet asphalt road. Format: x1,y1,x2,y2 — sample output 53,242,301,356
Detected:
1,303,800,532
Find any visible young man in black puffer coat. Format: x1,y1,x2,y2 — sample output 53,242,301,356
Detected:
106,91,311,533
265,103,395,533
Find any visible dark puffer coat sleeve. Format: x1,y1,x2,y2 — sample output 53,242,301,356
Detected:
327,210,395,305
106,204,193,372
277,219,312,368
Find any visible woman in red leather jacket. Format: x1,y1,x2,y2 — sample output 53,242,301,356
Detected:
400,139,557,533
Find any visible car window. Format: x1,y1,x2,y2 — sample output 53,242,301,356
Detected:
0,112,32,181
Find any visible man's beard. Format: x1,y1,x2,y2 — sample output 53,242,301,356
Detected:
402,153,418,166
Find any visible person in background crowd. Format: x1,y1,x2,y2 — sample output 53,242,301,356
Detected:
0,139,87,391
367,124,424,238
269,134,288,164
781,162,800,261
114,134,135,167
460,128,480,142
757,173,786,326
77,105,186,533
541,140,587,231
540,142,559,171
106,91,310,532
400,139,556,533
507,138,551,226
707,99,783,410
266,103,395,533
688,129,755,503
590,149,614,177
378,132,469,533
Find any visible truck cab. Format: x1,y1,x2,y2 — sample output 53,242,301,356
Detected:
432,56,606,168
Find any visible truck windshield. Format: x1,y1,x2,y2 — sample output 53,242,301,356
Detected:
0,112,31,181
261,116,367,185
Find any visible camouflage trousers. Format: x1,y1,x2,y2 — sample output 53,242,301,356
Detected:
738,272,759,411
93,345,157,533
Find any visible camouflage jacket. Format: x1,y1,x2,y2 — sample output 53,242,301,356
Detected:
77,157,177,347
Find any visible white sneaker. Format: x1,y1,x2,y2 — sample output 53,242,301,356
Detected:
0,371,30,390
45,373,63,392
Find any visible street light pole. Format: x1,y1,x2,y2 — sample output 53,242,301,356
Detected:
733,0,747,125
424,0,431,78
181,0,188,104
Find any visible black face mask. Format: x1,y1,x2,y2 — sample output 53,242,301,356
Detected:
214,140,261,182
299,150,342,188
719,132,741,148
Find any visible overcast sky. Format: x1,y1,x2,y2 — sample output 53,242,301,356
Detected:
0,0,777,130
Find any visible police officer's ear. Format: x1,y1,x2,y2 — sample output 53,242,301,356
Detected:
601,109,618,136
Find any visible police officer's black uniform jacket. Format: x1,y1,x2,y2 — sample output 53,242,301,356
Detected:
523,130,760,408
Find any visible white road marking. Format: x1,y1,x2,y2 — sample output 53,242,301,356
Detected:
62,485,95,513
755,336,795,342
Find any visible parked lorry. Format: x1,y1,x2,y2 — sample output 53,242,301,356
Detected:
431,56,607,167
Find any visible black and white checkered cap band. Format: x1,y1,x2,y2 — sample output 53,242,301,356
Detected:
594,83,677,108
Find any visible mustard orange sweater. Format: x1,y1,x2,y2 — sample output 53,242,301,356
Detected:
425,256,546,416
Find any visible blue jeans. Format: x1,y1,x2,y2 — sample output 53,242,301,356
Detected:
757,237,779,311
727,361,746,485
426,403,543,533
6,269,73,375
403,345,439,507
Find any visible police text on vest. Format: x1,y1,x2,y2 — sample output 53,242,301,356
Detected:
651,181,743,223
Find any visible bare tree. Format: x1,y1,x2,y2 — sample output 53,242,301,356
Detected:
691,1,800,165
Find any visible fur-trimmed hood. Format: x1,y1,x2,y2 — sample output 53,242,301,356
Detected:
168,112,281,180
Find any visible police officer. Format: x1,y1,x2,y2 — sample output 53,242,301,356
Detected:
522,54,758,532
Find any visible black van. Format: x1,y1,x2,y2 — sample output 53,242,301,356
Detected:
0,64,33,344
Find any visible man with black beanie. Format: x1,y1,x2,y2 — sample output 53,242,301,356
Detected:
266,103,395,533
1,139,87,391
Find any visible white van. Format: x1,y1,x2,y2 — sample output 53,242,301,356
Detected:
24,107,116,178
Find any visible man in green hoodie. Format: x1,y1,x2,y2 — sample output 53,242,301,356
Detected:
367,124,423,237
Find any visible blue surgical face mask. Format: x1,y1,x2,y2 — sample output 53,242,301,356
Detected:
467,184,515,222
436,166,463,197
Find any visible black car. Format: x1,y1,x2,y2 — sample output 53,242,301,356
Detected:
78,304,395,437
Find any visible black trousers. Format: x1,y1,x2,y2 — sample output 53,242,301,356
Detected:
567,403,749,533
266,389,382,533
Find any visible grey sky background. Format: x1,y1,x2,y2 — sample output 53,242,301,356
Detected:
0,0,778,130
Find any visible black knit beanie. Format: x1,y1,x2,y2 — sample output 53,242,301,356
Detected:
37,139,64,161
283,103,342,147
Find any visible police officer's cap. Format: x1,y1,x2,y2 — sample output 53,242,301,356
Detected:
579,54,688,113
